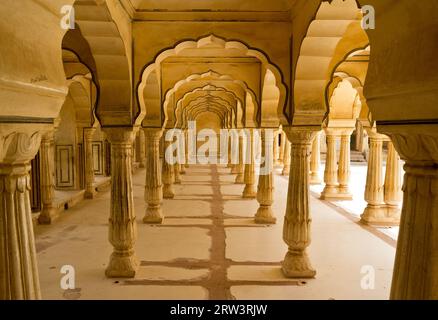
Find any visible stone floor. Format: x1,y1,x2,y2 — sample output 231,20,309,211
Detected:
309,163,401,241
34,164,396,300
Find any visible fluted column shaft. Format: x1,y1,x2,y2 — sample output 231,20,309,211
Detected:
104,128,139,278
321,130,338,199
273,130,280,165
184,130,190,168
235,135,245,184
0,131,43,300
227,135,233,168
38,130,56,224
309,131,322,184
243,130,256,198
138,129,146,168
360,131,389,225
84,127,96,199
278,130,285,166
384,141,403,208
390,163,437,299
162,131,175,199
174,163,182,184
282,139,291,176
337,132,353,199
143,129,164,224
282,128,316,278
254,129,276,224
131,138,137,173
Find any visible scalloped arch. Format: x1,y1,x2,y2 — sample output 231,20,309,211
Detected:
138,35,287,128
293,0,369,127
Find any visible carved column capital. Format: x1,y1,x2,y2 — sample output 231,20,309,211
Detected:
0,132,41,166
103,127,136,146
389,133,438,164
83,127,97,142
284,127,317,146
143,128,163,140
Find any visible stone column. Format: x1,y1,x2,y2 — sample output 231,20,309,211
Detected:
104,128,139,278
255,129,276,224
282,139,291,176
38,130,57,224
162,131,175,199
0,131,42,300
337,131,353,200
282,128,317,278
174,163,182,184
243,129,256,198
360,131,387,225
137,128,146,168
184,130,189,168
355,121,364,152
278,130,285,166
235,135,245,184
383,141,402,223
84,127,96,199
309,131,322,184
143,129,164,224
227,136,233,168
131,138,137,173
320,129,339,199
388,131,438,299
273,130,280,166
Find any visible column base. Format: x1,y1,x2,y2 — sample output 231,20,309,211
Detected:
282,168,290,176
163,185,175,199
143,207,164,224
231,165,239,174
174,178,181,184
105,251,139,278
139,161,146,168
235,173,244,184
321,192,353,201
180,167,186,174
360,205,400,226
282,250,316,278
184,164,189,168
38,208,58,225
309,174,322,185
242,185,256,199
255,206,277,224
84,189,97,199
320,186,352,200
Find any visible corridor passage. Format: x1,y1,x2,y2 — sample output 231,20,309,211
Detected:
35,164,395,300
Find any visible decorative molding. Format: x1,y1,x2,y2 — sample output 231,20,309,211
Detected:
55,145,74,188
0,116,54,124
92,141,104,175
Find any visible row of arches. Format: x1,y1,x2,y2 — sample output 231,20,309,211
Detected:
1,0,437,300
